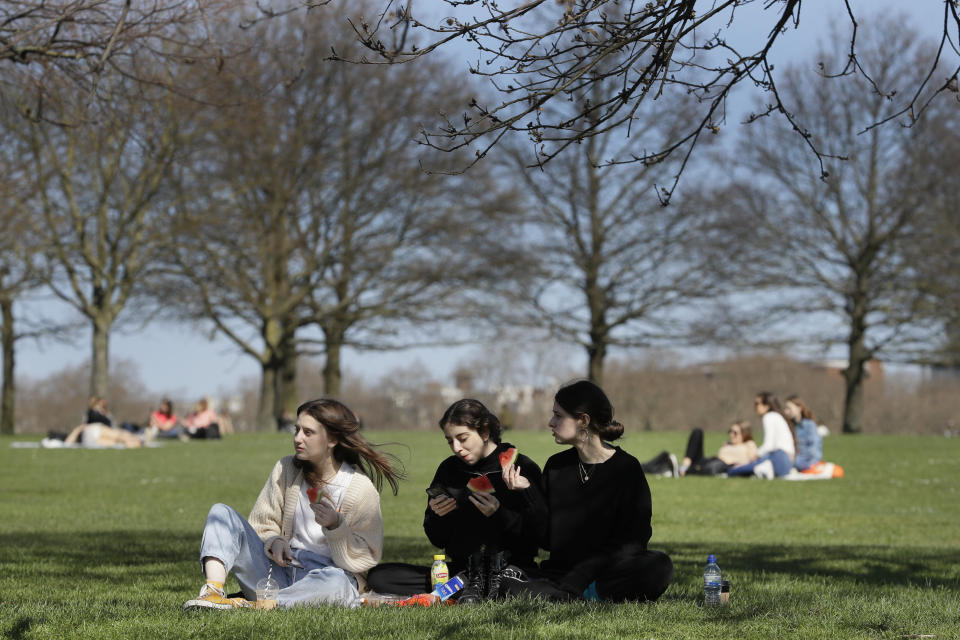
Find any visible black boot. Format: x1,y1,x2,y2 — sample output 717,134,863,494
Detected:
486,550,509,600
458,550,486,604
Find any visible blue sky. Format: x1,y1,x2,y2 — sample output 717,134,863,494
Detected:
12,1,950,396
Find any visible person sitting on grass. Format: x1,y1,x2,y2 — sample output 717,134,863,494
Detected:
641,421,759,477
500,380,674,602
365,399,544,604
85,396,112,427
148,398,181,439
182,398,220,439
727,391,796,479
783,394,823,472
182,398,403,610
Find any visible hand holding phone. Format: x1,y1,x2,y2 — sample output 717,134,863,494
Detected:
426,486,457,516
426,486,451,500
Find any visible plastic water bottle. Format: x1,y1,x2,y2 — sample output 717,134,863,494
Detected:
430,554,449,588
703,554,722,606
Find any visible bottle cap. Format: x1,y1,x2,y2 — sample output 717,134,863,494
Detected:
707,554,716,563
433,554,446,561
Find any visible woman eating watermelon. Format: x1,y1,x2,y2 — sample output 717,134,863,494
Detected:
501,380,674,602
366,399,544,603
182,398,402,610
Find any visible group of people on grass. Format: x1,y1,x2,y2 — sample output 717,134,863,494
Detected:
59,396,226,448
640,392,823,479
181,385,830,611
182,380,674,611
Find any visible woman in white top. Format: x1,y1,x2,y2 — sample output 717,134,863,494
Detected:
182,398,402,610
727,392,795,478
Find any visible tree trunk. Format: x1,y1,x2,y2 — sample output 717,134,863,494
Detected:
586,340,606,387
0,296,14,435
278,347,298,416
90,318,110,399
323,333,343,397
257,364,279,431
842,363,866,434
842,291,870,434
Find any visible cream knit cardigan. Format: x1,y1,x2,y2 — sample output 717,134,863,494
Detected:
247,455,383,591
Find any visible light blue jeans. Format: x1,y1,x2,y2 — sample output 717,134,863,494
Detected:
199,503,360,608
726,450,792,478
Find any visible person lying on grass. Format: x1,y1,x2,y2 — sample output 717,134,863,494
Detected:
641,421,759,477
500,380,674,602
182,398,403,610
64,422,148,448
366,398,544,603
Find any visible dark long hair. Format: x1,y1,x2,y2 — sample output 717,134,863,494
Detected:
756,391,796,446
438,399,502,443
294,398,404,495
555,380,624,441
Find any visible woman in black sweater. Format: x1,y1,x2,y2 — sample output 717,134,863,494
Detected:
503,380,673,602
366,399,543,601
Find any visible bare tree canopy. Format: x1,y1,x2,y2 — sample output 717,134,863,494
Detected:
1,1,228,69
2,68,189,398
711,20,960,433
165,12,525,424
265,0,960,199
505,70,722,385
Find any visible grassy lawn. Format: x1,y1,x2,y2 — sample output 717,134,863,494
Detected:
1,429,958,639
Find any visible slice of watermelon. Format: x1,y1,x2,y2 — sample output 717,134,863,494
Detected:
498,447,518,468
306,486,329,504
466,474,495,494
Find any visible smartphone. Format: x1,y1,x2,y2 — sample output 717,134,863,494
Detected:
425,486,451,500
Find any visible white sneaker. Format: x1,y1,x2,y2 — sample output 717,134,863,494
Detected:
668,453,679,478
183,584,252,611
753,460,775,480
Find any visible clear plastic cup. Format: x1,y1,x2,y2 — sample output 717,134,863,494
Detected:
255,576,279,610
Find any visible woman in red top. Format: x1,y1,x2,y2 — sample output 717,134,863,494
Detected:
148,398,181,438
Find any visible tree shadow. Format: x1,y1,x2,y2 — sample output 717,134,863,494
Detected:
661,541,960,590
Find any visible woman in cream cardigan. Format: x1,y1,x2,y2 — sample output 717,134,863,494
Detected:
183,399,402,610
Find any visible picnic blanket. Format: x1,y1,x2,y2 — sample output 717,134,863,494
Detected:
783,461,845,481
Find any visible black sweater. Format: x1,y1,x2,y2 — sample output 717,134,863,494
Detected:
537,447,653,592
423,441,543,569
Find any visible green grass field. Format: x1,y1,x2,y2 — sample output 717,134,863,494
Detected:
1,429,958,639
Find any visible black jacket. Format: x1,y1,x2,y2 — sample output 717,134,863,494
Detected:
537,447,653,592
423,441,544,569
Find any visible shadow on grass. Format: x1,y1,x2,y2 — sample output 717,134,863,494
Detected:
661,541,960,591
6,616,34,640
0,530,197,593
380,535,960,592
4,531,956,591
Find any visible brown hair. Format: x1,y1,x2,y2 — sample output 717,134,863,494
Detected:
555,380,624,441
295,398,404,495
730,420,754,443
785,395,815,422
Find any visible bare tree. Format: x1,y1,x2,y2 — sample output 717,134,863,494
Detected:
0,1,235,78
0,163,38,434
259,1,960,199
711,21,956,433
6,71,188,399
167,15,524,428
503,69,721,386
902,94,960,369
